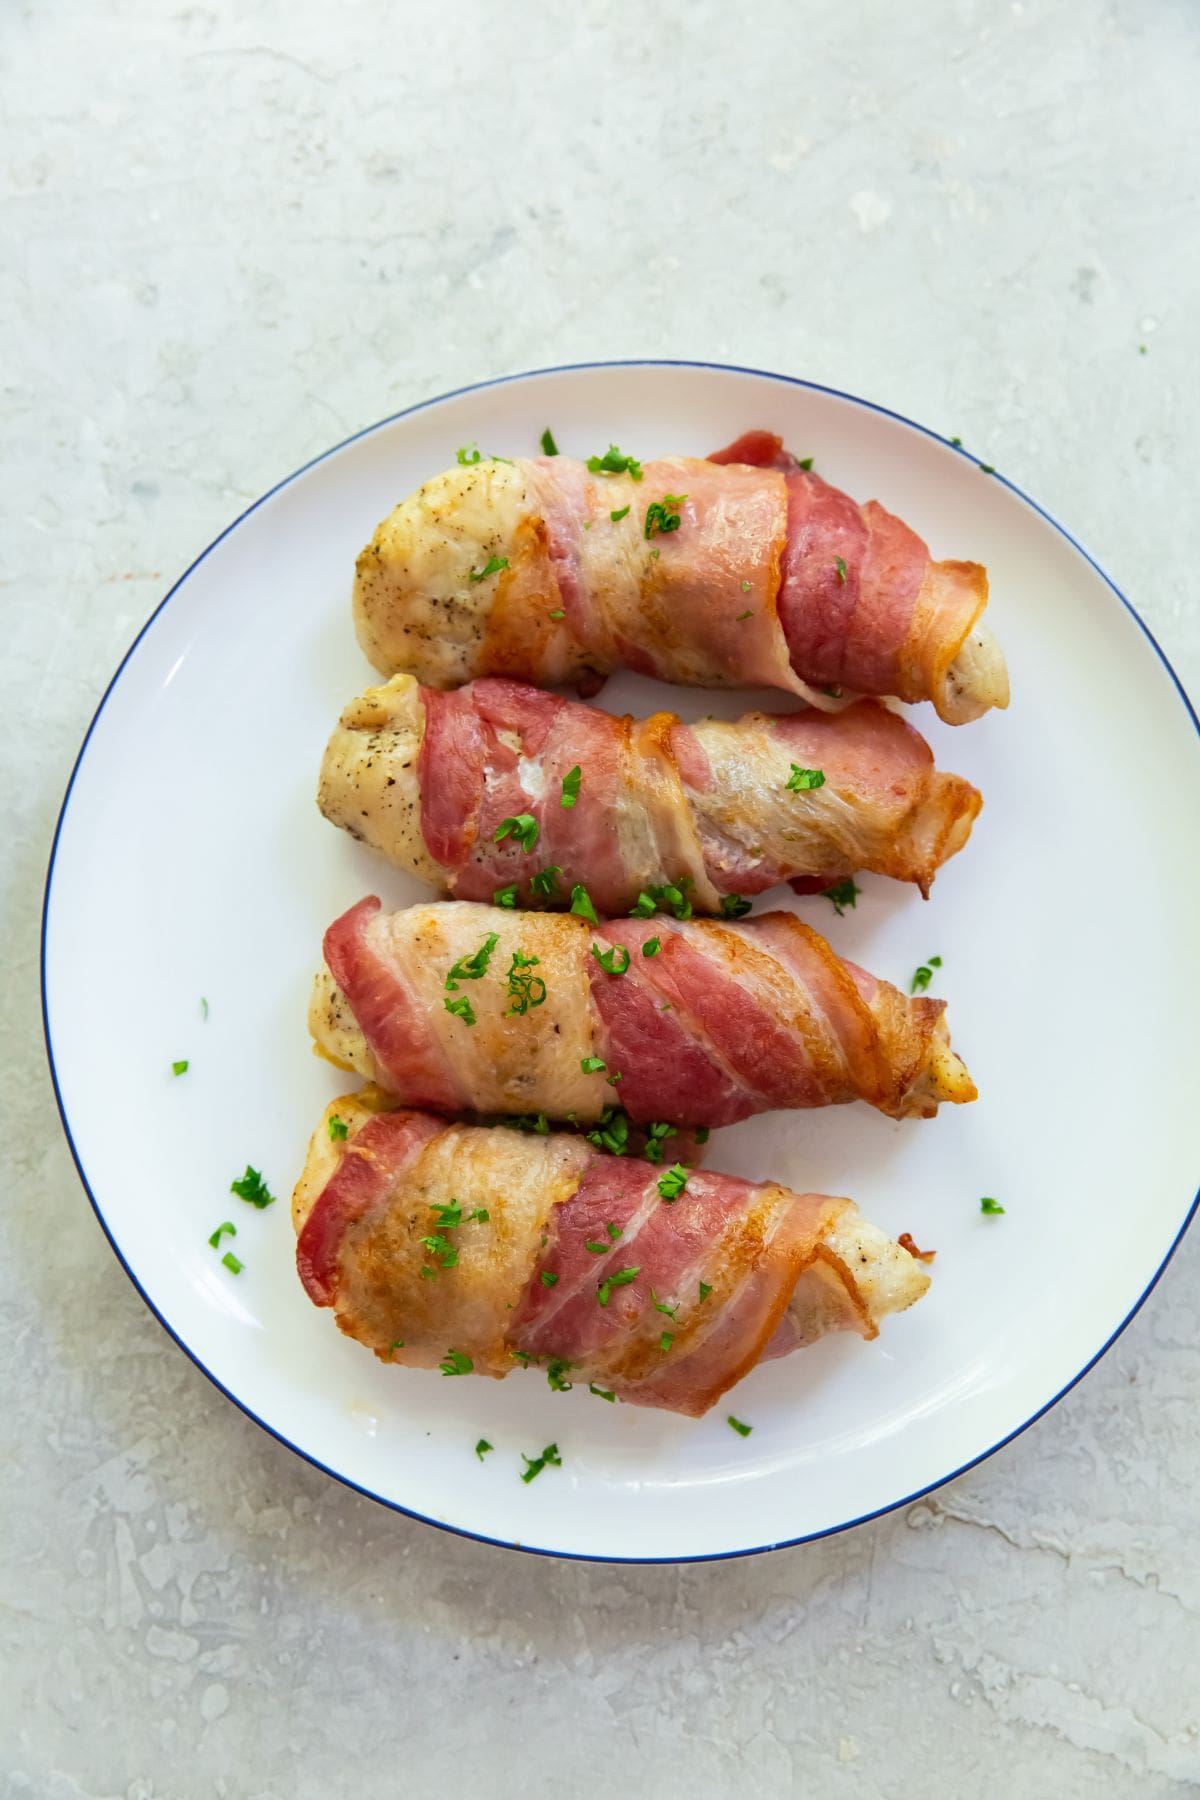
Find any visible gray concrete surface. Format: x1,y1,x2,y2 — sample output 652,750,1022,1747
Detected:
3,1,1198,1794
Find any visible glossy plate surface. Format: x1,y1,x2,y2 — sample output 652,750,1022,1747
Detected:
43,361,1200,1560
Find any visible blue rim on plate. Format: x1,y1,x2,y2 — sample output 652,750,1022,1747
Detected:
40,360,1200,1563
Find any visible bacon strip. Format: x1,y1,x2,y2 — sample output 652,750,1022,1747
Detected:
319,675,981,909
351,439,1008,723
292,1093,931,1415
309,900,977,1128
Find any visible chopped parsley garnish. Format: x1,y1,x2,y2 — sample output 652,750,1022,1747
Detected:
328,1116,349,1141
439,1349,473,1377
570,884,599,925
610,505,630,522
520,1442,562,1483
910,954,943,995
642,1121,676,1165
221,1251,243,1275
980,1197,1006,1215
171,1059,188,1076
580,1055,607,1075
651,1287,678,1318
475,1438,493,1460
493,884,518,908
430,1201,463,1228
741,578,751,591
420,1231,458,1275
950,436,963,448
979,464,996,475
644,494,686,539
540,428,559,456
735,610,752,620
540,1270,559,1287
469,1207,489,1224
591,942,630,976
834,556,847,585
798,457,814,471
589,1383,616,1402
505,949,547,1016
630,879,693,921
505,1112,551,1135
530,863,562,898
699,1280,712,1301
546,1359,575,1392
494,813,539,852
231,1166,274,1209
549,608,566,620
606,1070,622,1086
642,936,661,957
606,1221,622,1240
657,1163,689,1202
694,1127,709,1143
390,1340,406,1352
446,932,500,989
787,765,826,791
444,995,477,1025
468,554,509,583
586,1239,609,1255
200,997,209,1020
727,1414,752,1437
660,1332,674,1353
208,1222,236,1248
509,1348,535,1367
456,443,482,465
586,444,643,481
561,765,582,808
597,1266,639,1306
822,877,861,916
586,1107,630,1155
719,894,752,918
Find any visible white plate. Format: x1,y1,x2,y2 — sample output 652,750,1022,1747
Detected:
43,361,1200,1562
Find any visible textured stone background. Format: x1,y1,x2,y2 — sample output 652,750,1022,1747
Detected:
3,1,1199,1794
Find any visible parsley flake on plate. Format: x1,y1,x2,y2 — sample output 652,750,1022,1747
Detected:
822,877,861,916
910,954,942,994
231,1166,274,1209
520,1443,562,1483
